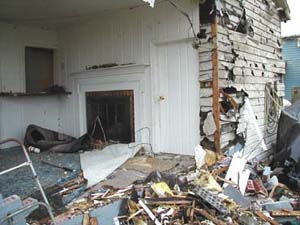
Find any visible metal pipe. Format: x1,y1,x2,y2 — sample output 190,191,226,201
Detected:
0,162,30,175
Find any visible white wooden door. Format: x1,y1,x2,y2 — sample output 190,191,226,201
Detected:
152,40,200,155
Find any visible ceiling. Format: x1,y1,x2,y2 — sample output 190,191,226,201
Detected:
0,0,145,28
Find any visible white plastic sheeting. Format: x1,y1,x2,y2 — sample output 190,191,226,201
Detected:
243,98,267,151
143,0,156,7
80,144,140,187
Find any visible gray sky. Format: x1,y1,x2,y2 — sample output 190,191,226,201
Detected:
281,0,300,37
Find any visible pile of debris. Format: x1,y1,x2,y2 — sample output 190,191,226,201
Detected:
51,144,300,225
8,99,300,225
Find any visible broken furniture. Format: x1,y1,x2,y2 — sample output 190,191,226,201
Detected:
0,138,56,225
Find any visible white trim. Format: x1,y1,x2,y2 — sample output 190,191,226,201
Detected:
71,64,151,144
154,37,196,46
297,38,300,47
150,42,160,151
70,64,150,77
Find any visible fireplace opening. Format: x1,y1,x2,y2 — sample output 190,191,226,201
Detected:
86,90,135,143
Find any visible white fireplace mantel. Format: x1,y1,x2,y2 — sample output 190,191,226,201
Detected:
70,64,151,144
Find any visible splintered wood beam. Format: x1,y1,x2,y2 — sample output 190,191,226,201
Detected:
271,210,300,217
211,16,221,153
255,211,279,225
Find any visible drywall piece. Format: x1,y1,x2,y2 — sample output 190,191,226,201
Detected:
80,144,140,187
262,201,293,212
224,185,251,208
223,152,250,195
203,112,216,136
91,200,124,225
194,145,206,169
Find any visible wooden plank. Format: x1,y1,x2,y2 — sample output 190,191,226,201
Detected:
199,52,212,61
255,211,279,225
200,106,213,112
232,42,278,60
220,16,279,47
200,88,213,97
212,17,221,153
233,58,285,70
228,31,277,53
200,97,213,107
233,76,283,85
199,42,213,53
200,61,213,70
199,73,213,81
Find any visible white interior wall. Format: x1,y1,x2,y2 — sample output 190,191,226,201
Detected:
0,0,200,154
56,0,200,154
0,22,60,147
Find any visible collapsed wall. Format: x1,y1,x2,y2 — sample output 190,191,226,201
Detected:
199,0,286,158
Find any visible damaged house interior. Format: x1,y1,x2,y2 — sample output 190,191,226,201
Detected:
2,0,300,224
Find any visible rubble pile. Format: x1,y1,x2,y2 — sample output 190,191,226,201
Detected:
54,145,300,225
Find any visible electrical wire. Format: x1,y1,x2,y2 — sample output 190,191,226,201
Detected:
264,83,283,135
166,0,197,38
241,84,282,159
128,127,154,155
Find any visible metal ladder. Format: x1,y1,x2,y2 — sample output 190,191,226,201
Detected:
0,138,56,225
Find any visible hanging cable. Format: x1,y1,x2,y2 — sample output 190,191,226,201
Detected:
166,0,197,38
264,83,283,135
241,84,283,159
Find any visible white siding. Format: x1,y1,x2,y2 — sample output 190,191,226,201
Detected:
216,0,285,158
57,0,198,76
0,22,60,147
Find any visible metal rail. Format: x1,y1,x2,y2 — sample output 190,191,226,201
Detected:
0,138,56,225
0,202,54,225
